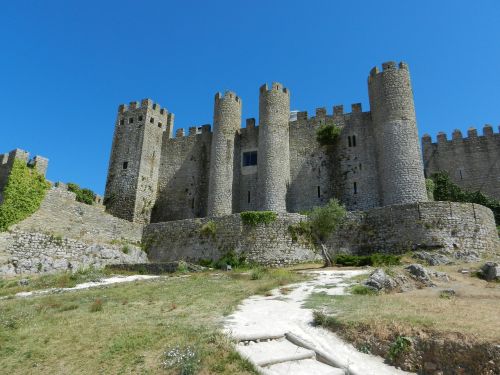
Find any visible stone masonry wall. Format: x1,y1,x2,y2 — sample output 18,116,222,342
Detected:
144,213,322,267
422,126,500,200
326,201,499,256
0,186,146,275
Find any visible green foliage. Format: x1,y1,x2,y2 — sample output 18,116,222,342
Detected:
350,284,378,295
250,267,266,280
199,250,248,270
121,245,130,254
430,171,500,224
200,221,217,239
67,182,96,205
288,221,313,244
162,345,200,375
334,253,401,267
316,121,342,146
312,311,342,330
240,211,277,226
308,199,347,241
425,178,435,200
0,159,50,231
388,336,412,361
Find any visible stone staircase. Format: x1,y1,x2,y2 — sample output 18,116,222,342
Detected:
235,332,346,375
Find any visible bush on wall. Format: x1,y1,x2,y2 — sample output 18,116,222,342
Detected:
67,182,96,205
240,211,277,226
316,121,342,146
430,172,500,224
0,159,51,231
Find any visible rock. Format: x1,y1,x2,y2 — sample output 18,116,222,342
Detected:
404,264,435,287
18,278,29,286
430,270,449,282
424,361,438,371
452,250,480,263
364,269,396,291
477,262,500,282
413,251,452,266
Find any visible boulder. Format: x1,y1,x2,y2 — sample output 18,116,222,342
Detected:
413,251,452,266
477,262,500,282
364,269,396,291
404,264,435,287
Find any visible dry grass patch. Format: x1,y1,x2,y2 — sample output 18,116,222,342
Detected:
0,267,307,374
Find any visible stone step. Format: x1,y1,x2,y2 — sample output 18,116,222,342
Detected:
237,338,316,367
265,358,346,375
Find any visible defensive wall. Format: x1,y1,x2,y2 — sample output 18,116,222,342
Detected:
144,202,499,267
422,125,500,200
0,185,146,275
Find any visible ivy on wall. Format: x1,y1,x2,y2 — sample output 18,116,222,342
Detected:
240,211,277,226
67,182,95,205
0,160,51,231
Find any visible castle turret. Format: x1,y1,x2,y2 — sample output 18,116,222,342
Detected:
207,91,242,216
368,62,428,206
104,99,172,223
257,83,290,212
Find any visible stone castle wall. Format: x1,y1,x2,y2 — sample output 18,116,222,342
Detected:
144,213,322,267
0,186,146,275
327,201,499,256
422,126,500,200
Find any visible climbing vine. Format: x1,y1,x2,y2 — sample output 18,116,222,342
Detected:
0,160,50,231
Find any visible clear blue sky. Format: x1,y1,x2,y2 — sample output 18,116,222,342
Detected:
1,0,499,195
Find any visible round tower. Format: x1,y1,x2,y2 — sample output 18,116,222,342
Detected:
368,61,428,206
257,82,290,212
207,91,242,217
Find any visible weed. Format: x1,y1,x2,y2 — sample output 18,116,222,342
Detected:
162,345,200,375
350,284,377,295
250,267,265,280
121,245,130,254
200,221,217,239
388,336,412,361
240,211,277,226
89,298,104,312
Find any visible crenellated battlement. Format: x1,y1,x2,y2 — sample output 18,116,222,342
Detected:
215,91,241,104
422,124,499,144
259,82,289,95
291,103,366,122
118,98,169,115
368,61,409,81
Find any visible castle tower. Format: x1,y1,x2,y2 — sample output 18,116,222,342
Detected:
207,91,242,216
104,99,173,223
368,62,428,206
257,83,290,212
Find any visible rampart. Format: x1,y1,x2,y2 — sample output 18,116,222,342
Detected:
0,185,146,275
422,125,500,200
144,213,322,267
327,201,499,256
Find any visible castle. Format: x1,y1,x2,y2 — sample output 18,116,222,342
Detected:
104,61,433,224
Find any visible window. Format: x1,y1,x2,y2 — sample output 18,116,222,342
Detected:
242,151,257,166
247,191,251,203
138,115,143,121
359,163,362,170
353,182,357,194
317,186,321,198
129,117,134,124
158,122,163,128
120,119,124,125
123,162,128,170
352,135,357,147
150,117,154,124
348,136,352,147
459,169,463,180
191,198,195,209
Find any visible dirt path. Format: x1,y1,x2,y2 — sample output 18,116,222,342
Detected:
224,269,414,375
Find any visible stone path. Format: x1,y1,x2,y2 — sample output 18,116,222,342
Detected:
224,269,414,375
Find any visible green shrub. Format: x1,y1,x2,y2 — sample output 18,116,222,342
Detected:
308,199,346,241
214,250,246,269
334,253,401,267
430,171,500,224
350,284,377,295
312,311,342,330
250,267,266,280
388,336,412,361
0,160,50,232
240,211,277,226
425,178,435,200
316,121,341,146
121,245,130,254
200,221,217,239
67,182,95,205
288,221,313,244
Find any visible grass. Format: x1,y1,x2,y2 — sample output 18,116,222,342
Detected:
0,267,307,374
0,268,115,297
306,267,500,342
